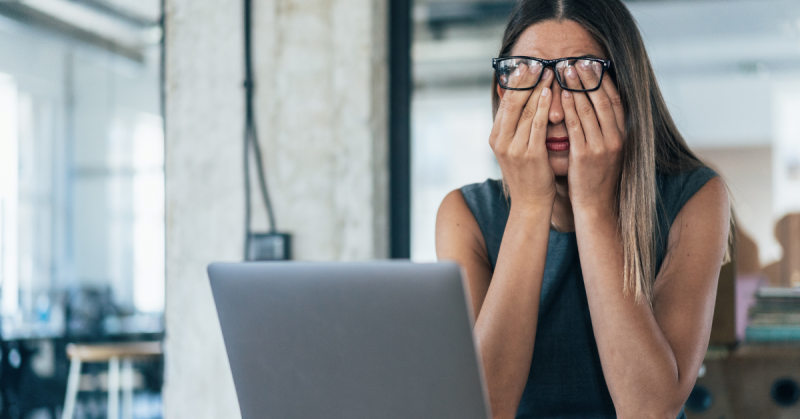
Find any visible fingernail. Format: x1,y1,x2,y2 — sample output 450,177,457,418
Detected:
566,67,576,79
543,68,552,79
563,90,571,98
579,59,591,69
542,87,550,97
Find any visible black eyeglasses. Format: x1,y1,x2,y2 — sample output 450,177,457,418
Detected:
492,56,613,92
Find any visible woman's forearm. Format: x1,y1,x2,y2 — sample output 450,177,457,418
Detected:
474,204,552,419
573,208,683,417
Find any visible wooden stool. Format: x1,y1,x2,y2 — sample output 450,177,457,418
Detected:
62,341,162,419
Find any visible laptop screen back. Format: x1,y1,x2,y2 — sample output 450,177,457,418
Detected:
209,261,490,419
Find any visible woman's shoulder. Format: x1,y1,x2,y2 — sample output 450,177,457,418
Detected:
450,179,508,270
435,185,492,267
460,178,505,197
657,165,718,191
459,178,508,216
656,166,721,227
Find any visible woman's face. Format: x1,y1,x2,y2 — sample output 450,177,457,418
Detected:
498,20,609,177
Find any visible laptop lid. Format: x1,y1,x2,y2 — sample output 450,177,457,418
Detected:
209,261,490,419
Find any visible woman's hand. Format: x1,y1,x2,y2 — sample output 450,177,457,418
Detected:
561,60,626,214
489,67,556,211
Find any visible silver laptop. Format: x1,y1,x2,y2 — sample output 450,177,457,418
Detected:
208,261,490,419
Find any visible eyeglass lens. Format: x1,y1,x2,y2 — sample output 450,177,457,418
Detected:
496,58,604,91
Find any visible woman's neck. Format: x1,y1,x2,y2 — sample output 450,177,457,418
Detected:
552,176,575,232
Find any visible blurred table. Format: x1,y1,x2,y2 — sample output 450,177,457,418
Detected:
63,341,163,419
689,343,800,419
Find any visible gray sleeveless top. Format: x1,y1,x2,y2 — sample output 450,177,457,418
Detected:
460,167,717,419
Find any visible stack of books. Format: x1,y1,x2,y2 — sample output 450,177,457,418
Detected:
745,287,800,342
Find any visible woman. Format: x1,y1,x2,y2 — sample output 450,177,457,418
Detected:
435,0,731,418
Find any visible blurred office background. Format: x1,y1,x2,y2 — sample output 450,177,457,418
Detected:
1,0,800,418
411,0,800,417
0,0,164,418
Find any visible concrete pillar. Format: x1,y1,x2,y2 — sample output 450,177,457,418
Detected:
163,0,388,417
252,0,389,260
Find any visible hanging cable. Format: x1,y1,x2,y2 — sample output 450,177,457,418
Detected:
243,0,285,260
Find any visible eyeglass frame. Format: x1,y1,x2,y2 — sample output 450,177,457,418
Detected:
492,56,613,92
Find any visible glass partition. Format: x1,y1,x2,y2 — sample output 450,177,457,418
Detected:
0,1,163,417
0,20,163,337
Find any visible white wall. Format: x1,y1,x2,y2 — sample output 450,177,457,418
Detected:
695,146,776,265
251,0,389,260
410,86,499,262
163,0,388,417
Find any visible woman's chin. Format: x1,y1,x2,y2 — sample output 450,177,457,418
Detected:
548,154,569,177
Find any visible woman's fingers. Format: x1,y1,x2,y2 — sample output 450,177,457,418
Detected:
513,69,553,150
496,63,543,146
528,85,553,154
488,95,505,150
599,72,626,135
563,65,603,147
576,60,620,143
505,60,543,89
561,89,586,153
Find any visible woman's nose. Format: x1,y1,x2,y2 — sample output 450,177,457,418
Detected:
549,83,565,125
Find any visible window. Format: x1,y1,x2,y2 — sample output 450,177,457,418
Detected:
0,1,163,338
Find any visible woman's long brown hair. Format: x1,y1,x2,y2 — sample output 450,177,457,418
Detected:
492,0,729,305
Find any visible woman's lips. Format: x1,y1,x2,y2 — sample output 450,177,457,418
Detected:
545,136,570,152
